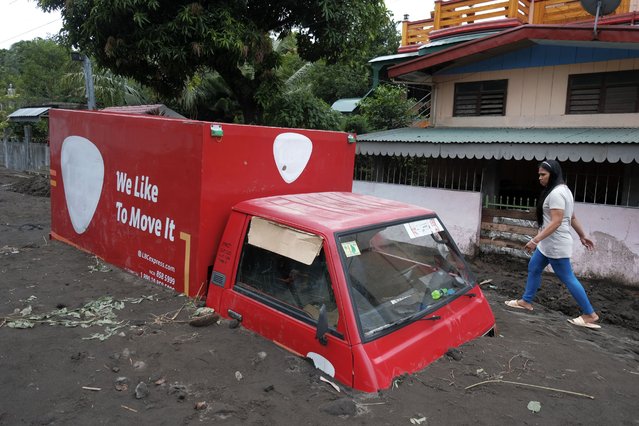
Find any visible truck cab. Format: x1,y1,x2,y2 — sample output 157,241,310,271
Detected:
206,192,495,392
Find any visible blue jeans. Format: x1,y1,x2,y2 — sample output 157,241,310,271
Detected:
523,249,595,315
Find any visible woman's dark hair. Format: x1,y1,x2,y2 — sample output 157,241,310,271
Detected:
536,160,565,226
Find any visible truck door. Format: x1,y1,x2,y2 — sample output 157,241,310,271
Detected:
220,217,353,387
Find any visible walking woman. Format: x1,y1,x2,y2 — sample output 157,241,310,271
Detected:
505,160,600,329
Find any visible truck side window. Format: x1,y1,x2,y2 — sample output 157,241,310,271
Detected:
236,241,339,329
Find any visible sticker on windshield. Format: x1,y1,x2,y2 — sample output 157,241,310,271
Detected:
341,241,361,257
404,218,444,238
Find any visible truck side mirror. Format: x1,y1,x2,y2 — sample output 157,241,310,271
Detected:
316,304,329,346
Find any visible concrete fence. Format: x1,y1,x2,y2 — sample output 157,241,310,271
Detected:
2,139,50,172
353,180,639,286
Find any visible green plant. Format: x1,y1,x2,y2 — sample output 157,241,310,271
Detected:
359,84,417,131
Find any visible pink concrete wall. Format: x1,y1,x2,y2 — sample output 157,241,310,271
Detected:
353,181,482,255
354,182,639,286
571,203,639,286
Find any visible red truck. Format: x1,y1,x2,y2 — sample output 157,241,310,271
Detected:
49,110,495,392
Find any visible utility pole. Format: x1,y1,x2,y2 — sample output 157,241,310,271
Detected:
71,52,96,110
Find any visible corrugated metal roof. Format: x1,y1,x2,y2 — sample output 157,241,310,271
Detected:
417,31,501,52
101,104,185,118
357,127,639,163
7,107,51,121
358,127,639,144
368,51,419,64
331,98,361,113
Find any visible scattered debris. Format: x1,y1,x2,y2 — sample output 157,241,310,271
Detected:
168,383,188,400
133,360,147,370
263,384,275,392
189,311,220,327
194,401,208,410
252,351,267,365
527,401,541,413
121,405,138,413
465,379,595,399
392,373,408,389
88,257,111,273
235,371,243,381
115,377,129,392
445,348,463,361
82,386,101,391
1,245,20,255
410,417,427,425
475,368,489,379
135,382,150,399
1,295,156,341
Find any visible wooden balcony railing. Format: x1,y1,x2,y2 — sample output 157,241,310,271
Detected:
401,0,633,48
531,0,630,24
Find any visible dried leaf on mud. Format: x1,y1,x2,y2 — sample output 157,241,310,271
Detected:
3,295,156,341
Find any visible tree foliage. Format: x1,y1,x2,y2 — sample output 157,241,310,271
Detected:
263,88,343,131
62,67,152,108
358,83,418,131
0,38,80,106
0,38,81,137
37,0,396,124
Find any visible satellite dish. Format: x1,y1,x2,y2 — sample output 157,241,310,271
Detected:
580,0,621,15
580,0,621,37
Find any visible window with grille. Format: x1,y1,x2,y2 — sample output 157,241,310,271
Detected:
453,79,507,116
566,70,639,114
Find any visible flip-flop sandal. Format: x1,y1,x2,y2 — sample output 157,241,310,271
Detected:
568,317,601,329
504,299,533,311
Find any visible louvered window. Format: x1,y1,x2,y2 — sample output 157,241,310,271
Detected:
453,80,507,117
566,70,639,114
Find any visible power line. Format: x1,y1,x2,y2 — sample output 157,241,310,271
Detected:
0,17,62,45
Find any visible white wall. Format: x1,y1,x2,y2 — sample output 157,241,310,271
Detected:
571,203,639,285
354,181,639,286
353,181,482,255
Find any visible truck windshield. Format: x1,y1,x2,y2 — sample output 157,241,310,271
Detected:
337,216,474,340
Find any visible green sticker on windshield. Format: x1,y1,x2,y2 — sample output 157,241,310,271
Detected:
341,241,361,257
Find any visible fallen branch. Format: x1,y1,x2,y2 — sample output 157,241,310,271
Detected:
465,379,594,399
82,386,102,391
170,303,186,321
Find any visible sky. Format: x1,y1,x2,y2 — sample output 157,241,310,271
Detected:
0,0,436,51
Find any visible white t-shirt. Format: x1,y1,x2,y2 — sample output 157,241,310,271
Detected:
538,185,574,259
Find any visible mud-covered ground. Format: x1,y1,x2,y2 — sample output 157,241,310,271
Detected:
1,167,638,425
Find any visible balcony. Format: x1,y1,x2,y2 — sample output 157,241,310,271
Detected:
400,0,636,50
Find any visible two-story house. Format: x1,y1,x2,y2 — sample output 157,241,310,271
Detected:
354,0,639,285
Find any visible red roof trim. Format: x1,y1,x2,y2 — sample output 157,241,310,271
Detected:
389,25,639,78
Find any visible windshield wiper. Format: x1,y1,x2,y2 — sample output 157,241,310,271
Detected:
365,316,415,336
419,315,441,321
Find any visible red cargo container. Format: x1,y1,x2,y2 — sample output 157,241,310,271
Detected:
49,109,496,392
49,110,355,297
